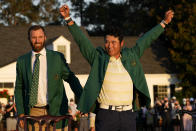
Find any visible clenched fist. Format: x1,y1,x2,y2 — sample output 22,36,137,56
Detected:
60,4,70,19
164,10,174,24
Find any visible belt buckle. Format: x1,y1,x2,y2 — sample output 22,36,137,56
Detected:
33,105,49,109
115,106,123,112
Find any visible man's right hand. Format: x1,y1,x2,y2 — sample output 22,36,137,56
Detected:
60,4,70,19
18,114,25,129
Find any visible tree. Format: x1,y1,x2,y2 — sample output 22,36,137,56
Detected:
75,0,135,35
0,0,36,25
37,0,63,25
82,1,127,35
145,0,196,97
70,0,86,25
166,1,196,97
70,0,153,35
0,0,65,26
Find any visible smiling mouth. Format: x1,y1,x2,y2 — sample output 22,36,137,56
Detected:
34,43,42,46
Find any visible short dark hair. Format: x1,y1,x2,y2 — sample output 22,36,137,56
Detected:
104,26,124,43
28,25,46,41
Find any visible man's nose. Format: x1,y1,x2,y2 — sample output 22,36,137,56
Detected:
108,42,113,48
35,38,40,43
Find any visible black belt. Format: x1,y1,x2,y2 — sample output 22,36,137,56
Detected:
32,105,49,109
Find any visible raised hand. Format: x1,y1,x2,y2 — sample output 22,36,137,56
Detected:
59,4,70,19
164,10,174,24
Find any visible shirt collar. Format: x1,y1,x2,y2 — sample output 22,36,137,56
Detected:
32,48,46,57
109,55,121,62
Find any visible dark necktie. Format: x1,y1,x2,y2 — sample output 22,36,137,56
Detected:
30,54,40,106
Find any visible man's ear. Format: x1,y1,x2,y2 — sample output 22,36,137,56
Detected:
121,40,124,47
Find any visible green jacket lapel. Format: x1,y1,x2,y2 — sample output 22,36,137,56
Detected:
46,49,53,80
46,49,53,101
103,54,109,77
26,52,32,90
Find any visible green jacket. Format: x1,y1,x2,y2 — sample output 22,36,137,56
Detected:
14,49,83,128
68,23,164,113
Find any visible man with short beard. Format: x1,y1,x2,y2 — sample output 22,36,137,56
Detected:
14,25,83,131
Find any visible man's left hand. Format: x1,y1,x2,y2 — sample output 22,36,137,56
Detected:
164,10,174,24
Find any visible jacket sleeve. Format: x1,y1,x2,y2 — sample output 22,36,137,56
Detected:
68,23,98,66
132,24,164,58
14,59,25,115
60,54,83,99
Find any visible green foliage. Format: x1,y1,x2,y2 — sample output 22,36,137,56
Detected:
147,0,196,97
0,0,35,25
71,0,151,35
70,0,85,25
0,0,65,26
166,1,196,97
0,89,9,99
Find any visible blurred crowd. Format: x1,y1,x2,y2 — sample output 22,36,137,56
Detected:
0,95,18,131
0,96,196,131
137,96,196,131
68,98,96,131
68,97,196,131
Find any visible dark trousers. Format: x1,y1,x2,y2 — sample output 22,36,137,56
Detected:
95,109,136,131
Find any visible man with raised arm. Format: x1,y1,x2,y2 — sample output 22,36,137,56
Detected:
60,5,174,131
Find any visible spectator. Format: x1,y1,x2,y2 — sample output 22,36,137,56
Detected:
162,97,172,131
5,97,17,131
154,100,163,127
146,106,155,131
141,105,148,126
183,98,187,106
0,102,6,130
0,103,3,123
193,99,196,111
68,98,80,131
172,100,181,131
183,99,192,131
171,96,176,109
190,98,194,110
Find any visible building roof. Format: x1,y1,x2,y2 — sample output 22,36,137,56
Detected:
0,25,175,74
